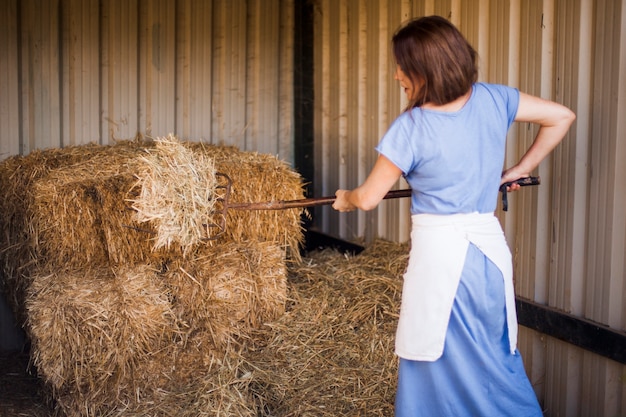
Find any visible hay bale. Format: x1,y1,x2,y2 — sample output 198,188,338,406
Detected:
0,136,304,317
163,241,288,343
26,264,178,392
25,240,287,416
0,140,147,314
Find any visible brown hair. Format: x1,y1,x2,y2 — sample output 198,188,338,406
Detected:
392,16,478,110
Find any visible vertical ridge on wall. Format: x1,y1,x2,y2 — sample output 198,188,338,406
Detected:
614,0,626,338
568,0,593,317
277,0,295,163
176,0,213,142
246,0,278,154
514,0,544,303
20,0,62,153
313,0,342,233
101,0,140,142
374,0,413,243
587,0,623,329
341,0,362,239
139,0,176,136
211,0,247,146
62,0,100,146
382,0,411,244
552,0,586,317
0,0,20,156
367,0,385,241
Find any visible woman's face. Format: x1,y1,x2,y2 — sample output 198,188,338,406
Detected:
394,65,416,101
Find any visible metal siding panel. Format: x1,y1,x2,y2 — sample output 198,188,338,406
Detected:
139,0,176,137
2,0,295,156
176,0,213,142
312,0,328,231
360,0,383,241
20,0,62,153
534,0,556,306
315,0,414,243
616,0,626,338
605,0,626,332
0,0,20,157
333,0,356,239
487,0,510,84
458,0,490,82
245,0,282,155
315,0,344,234
387,0,413,244
101,0,140,142
556,0,592,318
277,0,295,162
336,0,348,238
588,0,624,328
62,0,101,146
211,0,248,148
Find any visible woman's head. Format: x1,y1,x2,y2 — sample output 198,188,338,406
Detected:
392,16,478,110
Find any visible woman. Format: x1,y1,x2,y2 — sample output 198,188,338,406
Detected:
332,16,575,417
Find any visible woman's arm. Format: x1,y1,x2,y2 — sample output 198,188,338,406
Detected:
332,155,403,212
501,92,576,189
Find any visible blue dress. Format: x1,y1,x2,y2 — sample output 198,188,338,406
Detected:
376,83,543,416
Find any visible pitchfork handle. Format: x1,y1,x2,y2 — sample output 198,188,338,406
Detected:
227,189,412,211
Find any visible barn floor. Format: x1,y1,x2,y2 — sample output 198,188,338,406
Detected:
0,351,51,416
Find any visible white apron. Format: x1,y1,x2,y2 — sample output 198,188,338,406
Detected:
395,212,517,361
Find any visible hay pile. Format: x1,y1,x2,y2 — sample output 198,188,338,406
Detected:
0,135,305,416
241,239,408,416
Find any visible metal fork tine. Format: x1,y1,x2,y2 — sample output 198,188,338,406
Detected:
199,173,232,241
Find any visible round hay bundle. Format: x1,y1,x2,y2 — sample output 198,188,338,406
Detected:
130,135,220,253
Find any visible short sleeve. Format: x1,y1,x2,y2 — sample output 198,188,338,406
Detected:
375,113,417,176
498,85,520,127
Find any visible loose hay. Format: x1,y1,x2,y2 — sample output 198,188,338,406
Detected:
130,135,220,253
239,239,409,416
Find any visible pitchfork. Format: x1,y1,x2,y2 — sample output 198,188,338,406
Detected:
204,173,412,240
125,174,539,240
203,174,540,240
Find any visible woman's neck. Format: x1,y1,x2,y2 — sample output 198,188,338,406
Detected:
421,88,472,112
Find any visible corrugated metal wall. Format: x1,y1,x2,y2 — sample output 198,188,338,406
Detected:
0,0,294,161
312,1,626,416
